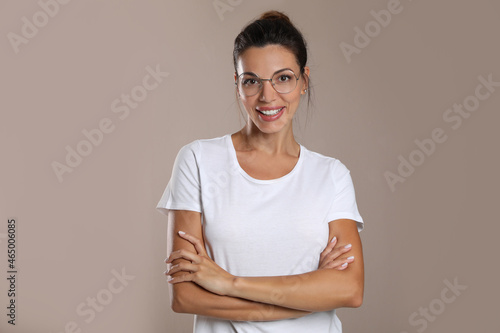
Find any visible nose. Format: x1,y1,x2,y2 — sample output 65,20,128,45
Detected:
258,80,276,102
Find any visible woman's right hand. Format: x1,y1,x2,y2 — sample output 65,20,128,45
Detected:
318,236,355,270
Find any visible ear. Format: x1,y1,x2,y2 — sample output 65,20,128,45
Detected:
234,72,241,97
301,66,310,94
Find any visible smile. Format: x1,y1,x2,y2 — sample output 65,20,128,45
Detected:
256,107,284,116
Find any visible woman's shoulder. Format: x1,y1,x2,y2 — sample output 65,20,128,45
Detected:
196,134,230,147
301,145,351,177
178,134,229,151
175,135,230,162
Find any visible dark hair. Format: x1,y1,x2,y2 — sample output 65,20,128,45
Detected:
233,10,312,105
233,11,307,74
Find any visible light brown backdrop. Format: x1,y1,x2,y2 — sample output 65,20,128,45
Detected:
1,0,499,332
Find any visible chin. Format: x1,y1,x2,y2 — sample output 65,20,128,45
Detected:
250,111,293,132
253,120,288,134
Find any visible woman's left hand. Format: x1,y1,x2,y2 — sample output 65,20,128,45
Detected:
165,231,235,296
318,236,354,270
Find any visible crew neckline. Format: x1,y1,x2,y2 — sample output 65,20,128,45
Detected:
224,134,305,184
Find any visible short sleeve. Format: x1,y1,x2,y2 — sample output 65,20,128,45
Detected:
325,160,364,232
156,141,202,215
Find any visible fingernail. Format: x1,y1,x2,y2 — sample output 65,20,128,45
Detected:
330,236,337,243
341,262,348,268
347,256,354,260
344,244,352,249
167,276,173,281
178,231,186,235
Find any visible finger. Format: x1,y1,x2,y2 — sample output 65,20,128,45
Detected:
325,261,349,270
334,256,355,269
324,236,337,252
164,247,197,263
166,262,198,276
319,244,354,269
323,243,352,263
318,237,342,268
167,273,194,284
166,249,200,264
178,231,208,256
320,243,351,267
323,255,355,270
338,262,348,270
319,238,339,267
319,237,337,261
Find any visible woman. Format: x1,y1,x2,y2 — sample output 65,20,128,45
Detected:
157,10,364,332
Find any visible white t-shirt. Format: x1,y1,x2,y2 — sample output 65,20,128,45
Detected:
157,134,364,333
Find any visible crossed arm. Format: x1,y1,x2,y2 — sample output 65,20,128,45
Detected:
164,210,364,321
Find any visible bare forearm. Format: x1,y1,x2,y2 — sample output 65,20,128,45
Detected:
172,282,311,321
167,218,364,314
227,220,364,312
165,211,308,321
230,269,363,312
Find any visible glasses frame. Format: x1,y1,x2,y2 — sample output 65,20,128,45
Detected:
235,69,300,97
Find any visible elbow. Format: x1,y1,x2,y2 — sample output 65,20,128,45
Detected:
321,281,363,311
170,292,184,313
347,292,363,308
345,283,364,308
171,298,186,313
170,284,191,314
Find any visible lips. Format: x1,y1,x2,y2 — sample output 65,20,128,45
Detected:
257,107,284,116
256,106,286,121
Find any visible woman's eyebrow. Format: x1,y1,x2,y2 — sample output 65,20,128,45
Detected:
240,68,295,77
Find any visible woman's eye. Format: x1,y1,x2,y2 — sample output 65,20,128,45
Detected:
278,75,291,82
243,79,258,85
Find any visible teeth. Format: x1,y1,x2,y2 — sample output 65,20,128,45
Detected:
258,107,283,116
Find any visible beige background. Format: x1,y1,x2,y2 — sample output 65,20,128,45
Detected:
1,0,499,332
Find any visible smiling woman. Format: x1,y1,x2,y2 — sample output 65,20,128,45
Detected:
233,45,308,136
156,10,365,333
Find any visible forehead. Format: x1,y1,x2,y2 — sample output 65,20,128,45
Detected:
236,45,298,75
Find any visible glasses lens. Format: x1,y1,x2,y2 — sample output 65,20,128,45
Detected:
271,70,297,94
238,73,261,96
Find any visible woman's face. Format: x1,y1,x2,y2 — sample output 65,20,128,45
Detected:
235,45,309,135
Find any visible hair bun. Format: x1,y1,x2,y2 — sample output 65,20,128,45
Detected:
259,10,292,25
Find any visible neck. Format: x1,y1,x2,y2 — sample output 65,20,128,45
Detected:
237,121,299,156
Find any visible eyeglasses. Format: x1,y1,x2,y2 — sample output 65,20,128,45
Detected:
235,69,300,97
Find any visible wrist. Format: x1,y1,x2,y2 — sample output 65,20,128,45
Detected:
228,276,243,298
